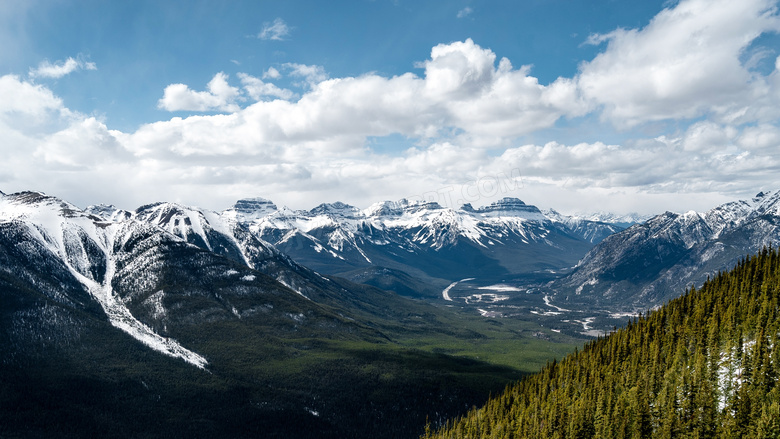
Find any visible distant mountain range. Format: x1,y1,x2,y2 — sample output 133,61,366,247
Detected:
223,197,627,292
9,187,779,316
551,191,780,310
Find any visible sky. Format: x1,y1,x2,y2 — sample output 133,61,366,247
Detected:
2,0,780,215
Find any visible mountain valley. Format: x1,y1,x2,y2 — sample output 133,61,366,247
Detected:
0,190,581,438
425,247,780,438
4,188,780,438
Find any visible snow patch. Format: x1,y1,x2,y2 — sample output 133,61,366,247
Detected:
575,278,598,295
144,291,167,319
477,308,501,318
279,279,310,300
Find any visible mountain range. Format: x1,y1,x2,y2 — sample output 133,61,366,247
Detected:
6,187,780,437
550,190,780,310
224,196,626,294
0,190,579,438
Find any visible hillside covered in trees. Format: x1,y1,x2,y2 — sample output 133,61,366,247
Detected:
424,247,780,438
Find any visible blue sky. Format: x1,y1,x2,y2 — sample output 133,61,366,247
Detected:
2,0,780,214
3,0,667,131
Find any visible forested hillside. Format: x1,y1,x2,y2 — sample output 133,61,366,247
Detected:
424,247,780,438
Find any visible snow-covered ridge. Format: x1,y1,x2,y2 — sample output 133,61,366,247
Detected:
652,190,780,242
557,190,780,307
1,192,208,368
548,210,653,227
232,196,625,256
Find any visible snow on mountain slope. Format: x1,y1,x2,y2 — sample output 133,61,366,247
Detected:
0,191,208,368
543,209,629,244
133,201,254,267
5,192,389,369
564,211,653,228
228,196,625,283
553,191,780,309
118,200,377,306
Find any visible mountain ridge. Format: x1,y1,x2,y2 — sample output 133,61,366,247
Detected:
551,190,780,310
224,196,627,289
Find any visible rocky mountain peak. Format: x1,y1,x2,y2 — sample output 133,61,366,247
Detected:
232,197,278,213
226,197,279,222
85,204,133,222
309,201,361,217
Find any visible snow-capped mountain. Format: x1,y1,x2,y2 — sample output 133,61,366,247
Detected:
552,191,780,309
119,200,366,302
226,197,625,285
3,190,531,438
0,191,211,367
0,191,378,370
545,210,653,229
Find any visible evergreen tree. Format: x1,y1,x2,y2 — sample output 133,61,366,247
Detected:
423,248,780,439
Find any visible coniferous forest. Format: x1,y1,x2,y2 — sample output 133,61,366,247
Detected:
423,247,780,439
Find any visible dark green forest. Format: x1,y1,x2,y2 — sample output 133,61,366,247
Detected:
424,247,780,438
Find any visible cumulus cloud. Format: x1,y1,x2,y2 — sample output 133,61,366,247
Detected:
4,1,780,214
283,63,328,88
258,18,290,41
2,68,779,214
738,124,780,152
422,40,496,99
29,56,97,79
149,38,588,152
238,73,295,101
158,72,241,112
263,67,282,79
0,74,137,204
577,0,780,127
0,74,64,116
34,117,129,169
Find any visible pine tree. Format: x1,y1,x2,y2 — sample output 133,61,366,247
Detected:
424,248,780,439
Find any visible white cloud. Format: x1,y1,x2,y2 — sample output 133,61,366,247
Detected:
283,63,328,88
4,0,780,215
157,72,241,112
738,123,780,152
29,56,97,79
0,74,64,116
422,40,496,99
577,0,780,127
0,74,138,204
263,67,281,79
34,117,128,169
1,70,778,215
680,121,738,153
238,73,295,101
258,18,290,41
582,30,618,47
457,7,473,18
